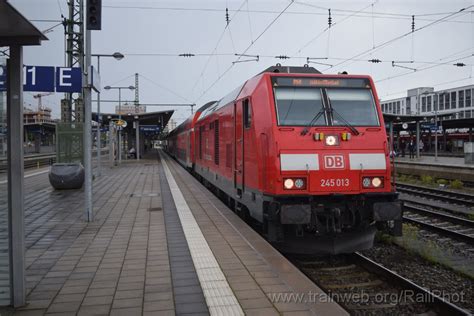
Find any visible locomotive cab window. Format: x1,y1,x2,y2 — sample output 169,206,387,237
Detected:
273,77,380,127
274,88,325,126
326,88,379,126
243,99,252,128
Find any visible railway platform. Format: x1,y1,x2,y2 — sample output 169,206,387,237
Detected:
1,151,347,316
395,155,474,183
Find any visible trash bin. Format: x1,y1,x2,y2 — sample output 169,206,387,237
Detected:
49,163,85,189
464,142,474,164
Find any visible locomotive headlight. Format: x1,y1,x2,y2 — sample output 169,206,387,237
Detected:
284,179,294,189
362,177,371,188
372,177,382,188
325,135,338,146
294,178,305,189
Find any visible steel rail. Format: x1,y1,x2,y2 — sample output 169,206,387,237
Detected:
352,252,470,316
403,215,474,245
404,203,474,228
396,183,474,207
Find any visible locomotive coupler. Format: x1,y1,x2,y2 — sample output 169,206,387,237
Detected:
373,201,403,236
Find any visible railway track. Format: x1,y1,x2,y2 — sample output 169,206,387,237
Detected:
396,182,474,245
0,153,56,173
0,150,110,173
403,203,474,246
293,253,470,315
396,182,474,207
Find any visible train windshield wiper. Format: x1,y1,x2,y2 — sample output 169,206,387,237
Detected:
326,96,360,136
300,107,325,136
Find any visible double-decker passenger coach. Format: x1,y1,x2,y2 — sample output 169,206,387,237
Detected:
167,65,402,254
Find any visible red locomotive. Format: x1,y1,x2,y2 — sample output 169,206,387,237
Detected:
167,65,402,254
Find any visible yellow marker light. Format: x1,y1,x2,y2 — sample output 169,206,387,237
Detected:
284,179,294,189
341,132,351,141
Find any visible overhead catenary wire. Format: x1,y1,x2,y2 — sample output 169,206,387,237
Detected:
56,0,64,16
120,51,473,67
291,1,377,58
246,0,254,43
324,6,473,72
193,0,295,104
375,48,474,90
102,4,473,24
139,74,192,103
381,75,473,99
102,74,136,90
376,53,473,83
189,0,248,98
93,2,474,114
42,22,63,34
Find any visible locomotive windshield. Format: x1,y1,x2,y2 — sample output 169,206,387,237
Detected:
326,89,379,126
273,78,380,127
274,87,326,126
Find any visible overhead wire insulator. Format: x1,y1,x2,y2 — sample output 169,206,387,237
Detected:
328,9,332,28
226,7,230,26
411,15,415,32
179,53,195,57
454,63,466,67
275,55,290,60
368,59,382,63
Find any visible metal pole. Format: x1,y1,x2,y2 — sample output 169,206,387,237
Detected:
136,119,140,161
7,45,25,307
389,121,394,153
118,88,122,164
416,120,420,158
84,29,93,222
96,56,101,176
109,121,115,166
435,93,438,162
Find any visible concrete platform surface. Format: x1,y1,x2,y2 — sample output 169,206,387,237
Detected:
395,156,474,182
0,150,347,316
395,156,474,169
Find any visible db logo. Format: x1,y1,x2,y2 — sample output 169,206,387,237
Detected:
324,155,345,169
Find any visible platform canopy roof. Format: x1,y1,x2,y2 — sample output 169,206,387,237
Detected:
92,110,174,131
0,0,47,46
384,113,474,132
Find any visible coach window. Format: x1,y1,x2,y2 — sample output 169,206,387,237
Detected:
451,91,456,109
243,99,252,129
214,120,219,165
459,90,464,108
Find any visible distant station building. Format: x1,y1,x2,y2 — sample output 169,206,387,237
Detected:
115,104,146,115
163,118,177,133
23,106,54,124
23,105,56,154
380,84,473,119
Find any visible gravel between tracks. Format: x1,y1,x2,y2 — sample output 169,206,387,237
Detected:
361,242,474,313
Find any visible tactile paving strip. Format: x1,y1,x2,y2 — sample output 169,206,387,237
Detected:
162,158,244,316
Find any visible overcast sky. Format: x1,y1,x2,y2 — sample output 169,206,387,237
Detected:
6,0,474,124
